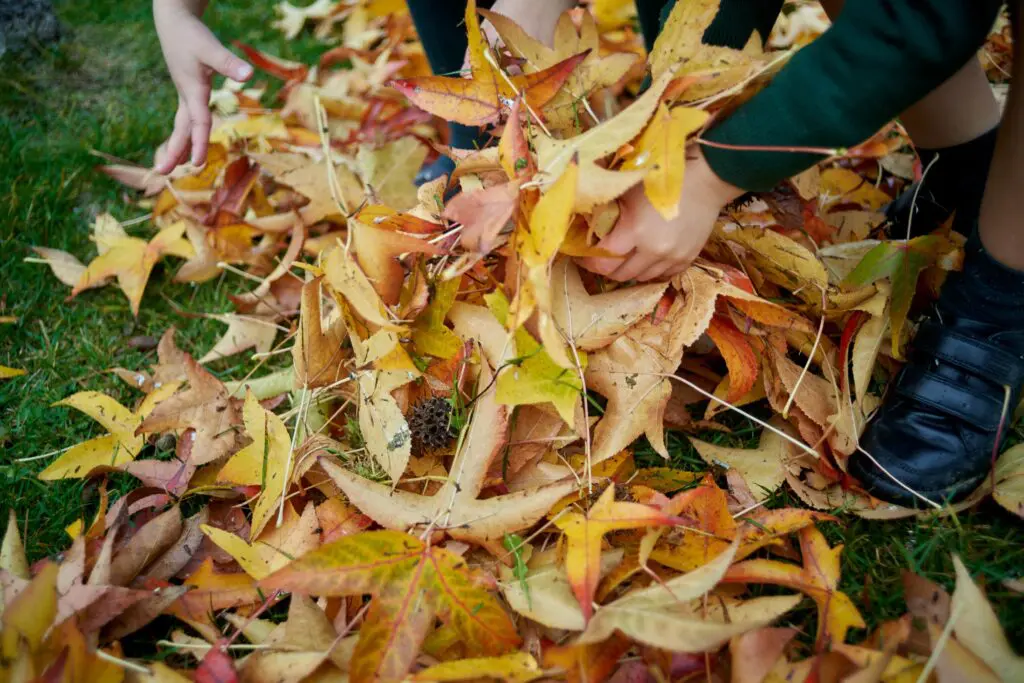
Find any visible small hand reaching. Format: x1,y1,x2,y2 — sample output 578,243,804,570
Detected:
578,145,743,282
153,0,252,174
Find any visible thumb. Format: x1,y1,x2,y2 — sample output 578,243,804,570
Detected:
199,39,253,81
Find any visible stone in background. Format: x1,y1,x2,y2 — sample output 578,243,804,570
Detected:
0,0,61,57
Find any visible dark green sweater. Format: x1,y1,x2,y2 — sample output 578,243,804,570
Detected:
701,0,1005,192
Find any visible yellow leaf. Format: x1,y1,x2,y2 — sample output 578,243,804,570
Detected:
210,114,289,145
1,562,58,659
1,510,30,580
71,216,193,316
201,502,319,580
951,555,1024,681
356,137,428,212
221,391,292,537
534,71,673,187
689,426,786,501
624,103,709,219
527,159,578,263
39,391,150,480
0,366,26,379
411,276,463,359
648,0,720,80
993,444,1024,518
324,245,403,331
356,371,413,482
412,653,543,683
496,328,583,427
819,167,892,211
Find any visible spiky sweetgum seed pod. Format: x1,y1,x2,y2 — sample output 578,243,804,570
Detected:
409,397,453,449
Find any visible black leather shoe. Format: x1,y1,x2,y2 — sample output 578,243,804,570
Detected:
414,155,456,187
849,314,1024,507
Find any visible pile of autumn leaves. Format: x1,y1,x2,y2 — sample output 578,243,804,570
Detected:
8,0,1024,681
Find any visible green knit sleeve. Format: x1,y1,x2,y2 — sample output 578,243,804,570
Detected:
702,0,1004,192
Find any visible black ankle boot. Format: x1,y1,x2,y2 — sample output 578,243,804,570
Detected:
414,155,456,186
849,311,1024,506
885,128,998,239
414,123,489,187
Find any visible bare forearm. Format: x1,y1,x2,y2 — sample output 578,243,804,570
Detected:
489,0,576,46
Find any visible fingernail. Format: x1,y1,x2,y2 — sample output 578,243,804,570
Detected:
236,63,253,80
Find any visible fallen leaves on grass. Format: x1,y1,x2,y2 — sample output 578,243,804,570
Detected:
16,0,1022,679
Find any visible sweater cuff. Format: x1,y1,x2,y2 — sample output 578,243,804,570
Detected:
701,112,825,193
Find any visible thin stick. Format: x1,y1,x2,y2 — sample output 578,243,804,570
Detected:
15,444,73,463
279,387,311,526
217,261,267,284
624,370,822,460
95,650,151,675
855,445,940,509
915,601,962,683
561,263,593,495
905,153,940,241
157,641,269,651
781,289,826,418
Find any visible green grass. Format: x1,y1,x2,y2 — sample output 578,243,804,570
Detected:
0,0,1021,656
0,0,324,560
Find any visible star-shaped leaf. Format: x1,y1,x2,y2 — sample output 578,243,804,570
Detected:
70,215,193,316
556,485,682,622
724,525,866,649
38,385,178,480
136,355,246,466
260,530,521,683
550,259,668,351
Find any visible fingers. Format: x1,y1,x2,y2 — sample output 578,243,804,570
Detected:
578,221,636,275
155,103,193,174
185,87,213,166
608,252,662,283
198,33,253,81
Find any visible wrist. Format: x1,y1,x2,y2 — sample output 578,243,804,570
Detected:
686,144,744,208
155,0,208,18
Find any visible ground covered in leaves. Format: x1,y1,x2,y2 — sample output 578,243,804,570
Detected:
1,1,1023,681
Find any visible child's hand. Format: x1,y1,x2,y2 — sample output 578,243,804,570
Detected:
578,146,743,282
153,0,252,173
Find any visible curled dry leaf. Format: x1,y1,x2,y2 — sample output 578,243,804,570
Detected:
136,355,245,466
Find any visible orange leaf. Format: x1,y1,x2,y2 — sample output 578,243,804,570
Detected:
499,98,534,180
390,76,500,126
261,530,520,683
352,219,443,305
514,50,591,111
724,525,865,649
707,315,758,402
234,42,309,81
647,475,737,572
554,485,681,622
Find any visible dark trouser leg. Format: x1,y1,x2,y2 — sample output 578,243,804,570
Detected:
406,0,493,183
635,0,785,53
